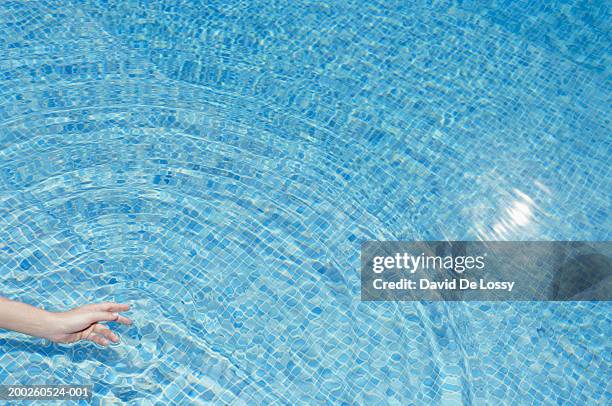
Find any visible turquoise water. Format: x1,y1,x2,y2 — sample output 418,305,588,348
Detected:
0,0,610,404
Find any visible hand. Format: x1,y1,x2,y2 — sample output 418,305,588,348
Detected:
46,302,132,346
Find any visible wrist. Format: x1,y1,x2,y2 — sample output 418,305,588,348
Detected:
27,308,53,340
38,311,65,341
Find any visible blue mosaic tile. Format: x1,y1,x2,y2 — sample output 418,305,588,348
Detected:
0,0,610,404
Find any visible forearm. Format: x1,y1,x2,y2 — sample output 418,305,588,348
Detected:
0,297,55,339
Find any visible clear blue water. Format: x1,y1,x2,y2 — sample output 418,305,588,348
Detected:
0,0,610,404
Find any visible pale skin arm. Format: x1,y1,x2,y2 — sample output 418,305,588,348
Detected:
0,297,132,346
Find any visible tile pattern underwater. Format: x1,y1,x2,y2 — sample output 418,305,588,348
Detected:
0,0,610,404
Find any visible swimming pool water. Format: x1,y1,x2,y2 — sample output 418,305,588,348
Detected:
0,0,610,404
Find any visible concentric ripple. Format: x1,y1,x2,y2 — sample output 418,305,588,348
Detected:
0,0,610,404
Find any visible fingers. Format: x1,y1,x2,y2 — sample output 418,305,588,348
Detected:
85,324,121,347
80,303,132,326
99,302,130,312
84,302,130,312
92,324,120,344
86,311,132,325
86,333,110,347
115,314,133,325
65,302,132,348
